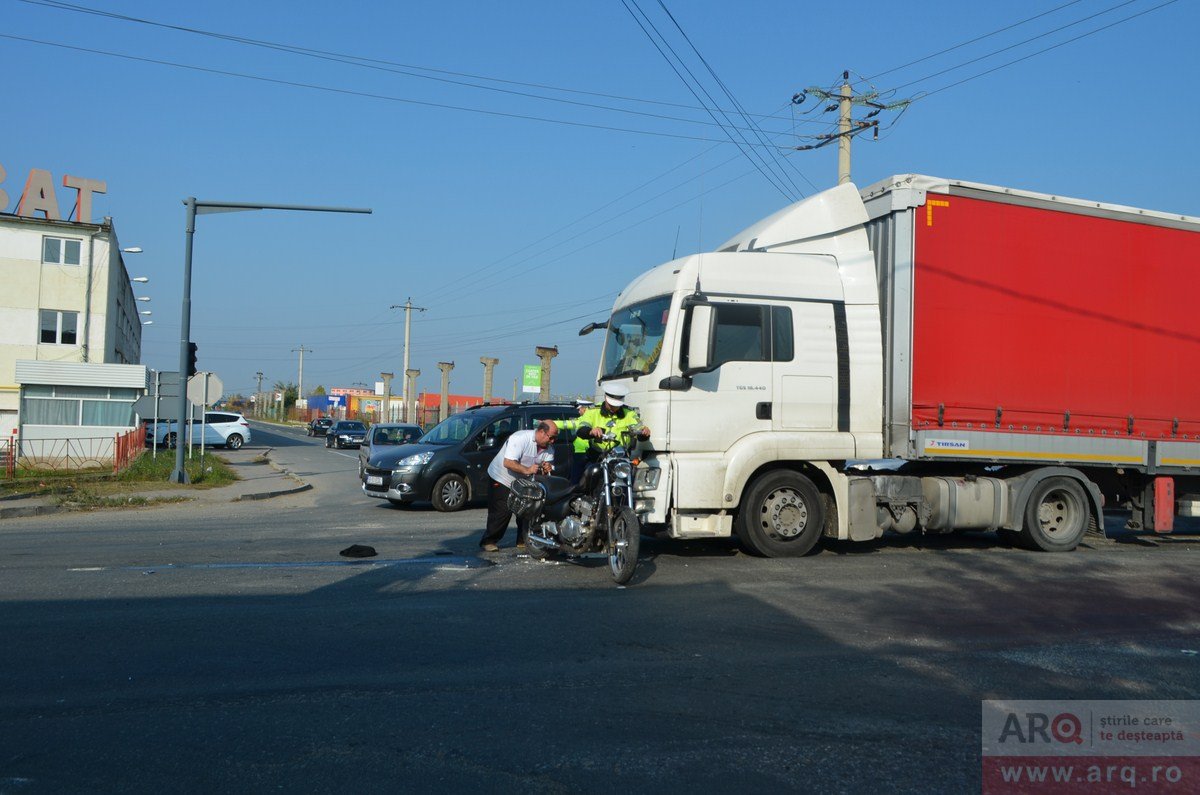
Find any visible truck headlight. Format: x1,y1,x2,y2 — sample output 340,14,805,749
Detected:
635,467,661,489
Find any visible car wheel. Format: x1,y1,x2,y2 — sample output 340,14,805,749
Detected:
226,433,243,450
432,473,468,512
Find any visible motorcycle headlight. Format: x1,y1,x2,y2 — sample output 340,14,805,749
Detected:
396,451,435,467
612,461,633,482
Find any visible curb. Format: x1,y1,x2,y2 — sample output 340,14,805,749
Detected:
0,504,64,520
233,482,313,501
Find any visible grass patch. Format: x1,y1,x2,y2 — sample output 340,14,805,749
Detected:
1,450,238,500
54,492,191,510
118,451,238,487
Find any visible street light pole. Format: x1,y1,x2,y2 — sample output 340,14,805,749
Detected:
169,198,371,483
171,198,198,483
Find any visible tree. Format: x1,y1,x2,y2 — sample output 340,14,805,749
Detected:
312,385,326,395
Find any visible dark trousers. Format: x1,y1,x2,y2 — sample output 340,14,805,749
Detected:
480,481,527,547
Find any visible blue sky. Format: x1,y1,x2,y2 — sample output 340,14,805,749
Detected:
3,0,1196,401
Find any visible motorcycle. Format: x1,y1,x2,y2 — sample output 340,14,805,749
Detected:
508,430,642,585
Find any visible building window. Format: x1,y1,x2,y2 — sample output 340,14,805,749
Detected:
21,385,138,427
40,310,79,345
43,236,83,265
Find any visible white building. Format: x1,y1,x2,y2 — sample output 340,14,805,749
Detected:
0,211,146,453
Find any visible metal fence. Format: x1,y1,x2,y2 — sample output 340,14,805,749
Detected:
2,428,145,476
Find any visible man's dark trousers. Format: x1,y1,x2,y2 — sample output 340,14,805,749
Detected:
480,480,527,548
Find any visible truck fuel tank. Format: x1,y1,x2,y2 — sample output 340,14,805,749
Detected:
920,476,1010,533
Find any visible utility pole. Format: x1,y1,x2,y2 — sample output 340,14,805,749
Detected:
535,345,558,404
480,356,499,403
838,71,852,185
405,368,420,426
513,377,518,402
436,361,454,422
255,371,264,418
292,345,311,418
390,298,426,421
380,372,394,423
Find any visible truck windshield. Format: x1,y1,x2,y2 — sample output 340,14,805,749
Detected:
600,295,671,380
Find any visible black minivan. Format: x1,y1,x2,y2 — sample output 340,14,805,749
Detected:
361,403,578,511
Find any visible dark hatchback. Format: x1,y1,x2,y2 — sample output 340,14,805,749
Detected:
325,420,368,449
307,417,333,437
361,403,577,511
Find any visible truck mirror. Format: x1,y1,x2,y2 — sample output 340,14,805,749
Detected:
683,304,714,375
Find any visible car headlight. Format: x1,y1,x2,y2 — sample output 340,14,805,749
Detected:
612,461,633,482
396,451,434,468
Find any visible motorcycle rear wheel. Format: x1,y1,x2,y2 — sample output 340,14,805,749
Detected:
607,506,640,585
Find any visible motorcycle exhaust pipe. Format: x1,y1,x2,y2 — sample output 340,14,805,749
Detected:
527,532,560,549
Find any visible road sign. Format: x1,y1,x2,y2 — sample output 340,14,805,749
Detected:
522,364,540,394
186,372,224,406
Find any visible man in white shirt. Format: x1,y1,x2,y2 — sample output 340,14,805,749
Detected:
479,420,558,552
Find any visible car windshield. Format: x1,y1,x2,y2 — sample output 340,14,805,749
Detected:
600,295,671,380
373,427,412,444
340,422,366,432
419,412,492,445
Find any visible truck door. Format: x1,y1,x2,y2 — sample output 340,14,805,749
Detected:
773,302,839,433
668,301,778,455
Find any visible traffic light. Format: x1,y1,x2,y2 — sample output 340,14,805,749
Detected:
186,342,198,377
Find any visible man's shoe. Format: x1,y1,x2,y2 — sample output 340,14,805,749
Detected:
515,542,526,551
481,543,499,553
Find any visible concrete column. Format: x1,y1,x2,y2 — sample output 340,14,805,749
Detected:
437,361,455,422
479,356,499,404
405,369,420,426
535,345,558,403
380,372,394,423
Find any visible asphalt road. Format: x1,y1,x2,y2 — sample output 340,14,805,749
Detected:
0,421,1197,792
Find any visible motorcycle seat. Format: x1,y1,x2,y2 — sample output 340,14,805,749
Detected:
538,475,577,503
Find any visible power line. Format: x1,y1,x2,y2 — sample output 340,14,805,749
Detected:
16,0,832,129
890,0,1144,93
907,0,1180,101
0,32,802,148
619,0,795,202
653,0,815,194
862,0,1088,82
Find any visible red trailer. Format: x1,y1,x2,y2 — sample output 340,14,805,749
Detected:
862,174,1200,540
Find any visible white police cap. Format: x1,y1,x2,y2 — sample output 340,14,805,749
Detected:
602,383,629,407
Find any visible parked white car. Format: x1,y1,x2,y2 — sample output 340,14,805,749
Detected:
146,412,252,449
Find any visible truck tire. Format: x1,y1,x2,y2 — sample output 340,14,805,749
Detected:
431,473,468,512
1017,476,1088,552
737,470,824,558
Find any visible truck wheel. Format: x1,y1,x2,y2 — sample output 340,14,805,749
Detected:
737,470,824,557
1018,477,1088,552
166,432,177,449
432,473,468,512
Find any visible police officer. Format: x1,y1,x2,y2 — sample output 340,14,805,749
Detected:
557,384,650,482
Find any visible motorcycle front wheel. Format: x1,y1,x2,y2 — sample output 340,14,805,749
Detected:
607,506,640,585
